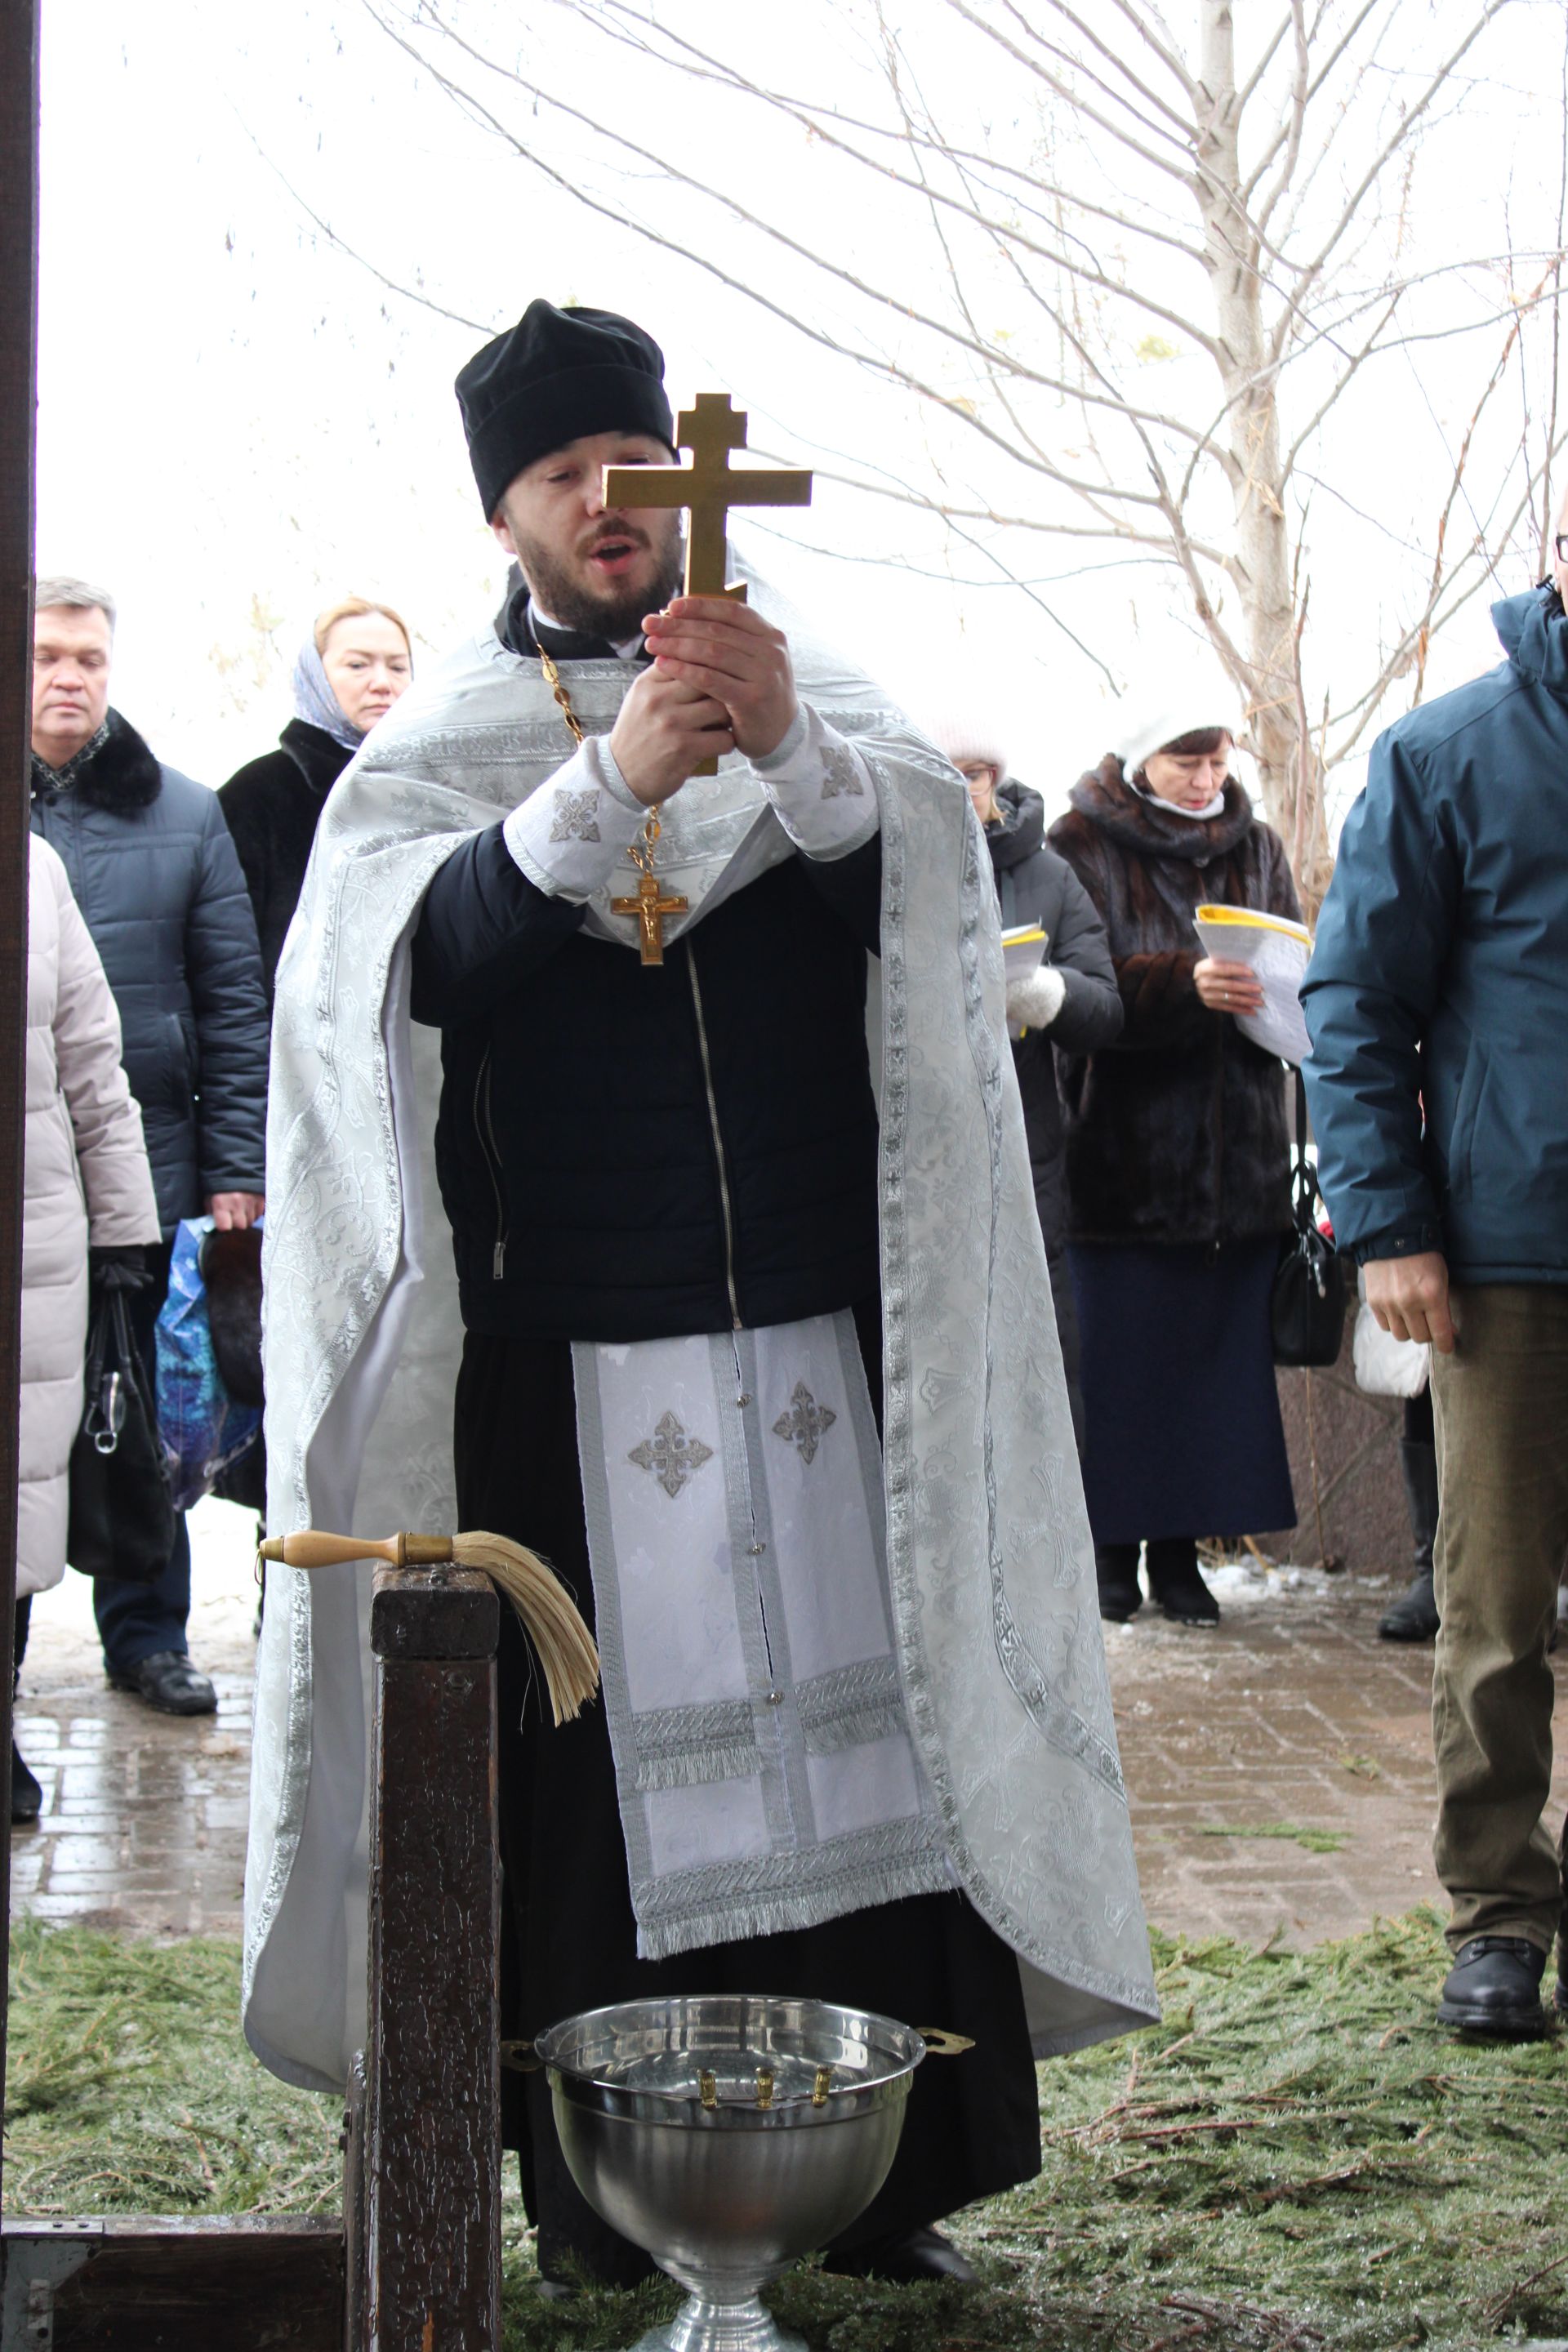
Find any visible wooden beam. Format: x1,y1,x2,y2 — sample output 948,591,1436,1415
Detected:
1,2218,343,2350
0,0,41,2220
363,1565,501,2350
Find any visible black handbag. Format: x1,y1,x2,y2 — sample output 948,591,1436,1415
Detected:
1272,1068,1349,1369
68,1285,176,1583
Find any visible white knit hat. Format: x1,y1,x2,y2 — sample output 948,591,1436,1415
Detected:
925,711,1008,786
1111,665,1240,777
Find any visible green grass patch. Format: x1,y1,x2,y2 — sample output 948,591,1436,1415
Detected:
7,1910,1568,2347
1196,1822,1352,1855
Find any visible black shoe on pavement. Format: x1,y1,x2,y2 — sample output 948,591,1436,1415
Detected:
10,1741,41,1825
1379,1569,1439,1642
1146,1539,1220,1627
1437,1936,1548,2039
108,1650,217,1717
1095,1544,1143,1624
824,2225,978,2284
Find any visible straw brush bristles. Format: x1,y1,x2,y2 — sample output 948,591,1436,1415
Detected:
448,1530,599,1726
257,1528,599,1726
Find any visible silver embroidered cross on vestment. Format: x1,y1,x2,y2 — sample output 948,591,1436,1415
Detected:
772,1382,836,1467
550,786,602,842
629,1410,715,1501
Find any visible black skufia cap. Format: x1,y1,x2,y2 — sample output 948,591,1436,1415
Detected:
455,301,675,519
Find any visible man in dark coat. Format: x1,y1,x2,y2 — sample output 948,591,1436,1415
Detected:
1303,542,1568,2042
931,719,1122,1448
30,578,270,1715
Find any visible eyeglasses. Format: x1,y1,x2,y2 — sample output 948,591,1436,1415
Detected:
1557,534,1568,564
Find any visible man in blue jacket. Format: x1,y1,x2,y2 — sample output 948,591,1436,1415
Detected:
1302,539,1568,2040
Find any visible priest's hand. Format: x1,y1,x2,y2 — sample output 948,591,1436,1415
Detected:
609,671,737,806
642,596,799,760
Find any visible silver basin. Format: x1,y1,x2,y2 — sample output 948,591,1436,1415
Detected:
535,1992,928,2352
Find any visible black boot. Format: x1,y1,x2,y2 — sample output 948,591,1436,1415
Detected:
1380,1435,1440,1642
1094,1544,1142,1623
10,1742,41,1826
1146,1537,1219,1626
825,2226,978,2284
1437,1936,1547,2039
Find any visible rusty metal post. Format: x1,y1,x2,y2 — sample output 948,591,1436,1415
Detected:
0,0,41,2226
361,1565,501,2350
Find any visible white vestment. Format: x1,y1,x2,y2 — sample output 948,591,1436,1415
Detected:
245,568,1159,2091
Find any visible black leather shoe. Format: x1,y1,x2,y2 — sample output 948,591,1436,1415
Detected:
824,2226,978,2284
1437,1936,1548,2038
10,1741,41,1824
108,1650,217,1717
1095,1544,1143,1624
1379,1570,1438,1642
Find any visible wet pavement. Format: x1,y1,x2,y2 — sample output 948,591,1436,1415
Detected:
11,1508,1568,1948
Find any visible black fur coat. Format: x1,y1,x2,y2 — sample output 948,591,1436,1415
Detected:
218,720,354,1002
1047,762,1300,1247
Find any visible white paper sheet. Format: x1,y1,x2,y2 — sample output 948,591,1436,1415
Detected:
1193,905,1312,1065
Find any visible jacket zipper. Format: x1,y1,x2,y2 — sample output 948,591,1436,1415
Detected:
686,950,743,1330
473,1045,509,1279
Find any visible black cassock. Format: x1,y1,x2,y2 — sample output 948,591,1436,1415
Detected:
455,1315,1041,2285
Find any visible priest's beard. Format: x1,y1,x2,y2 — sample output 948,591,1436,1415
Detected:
513,516,685,643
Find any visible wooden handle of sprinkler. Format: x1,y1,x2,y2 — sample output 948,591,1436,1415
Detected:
259,1531,457,1570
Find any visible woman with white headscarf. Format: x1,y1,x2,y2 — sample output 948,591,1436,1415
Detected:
219,598,413,1001
1049,671,1301,1628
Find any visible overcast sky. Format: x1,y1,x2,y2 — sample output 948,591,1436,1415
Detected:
38,1,1563,815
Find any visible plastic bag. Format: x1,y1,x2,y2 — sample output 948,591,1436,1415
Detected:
154,1217,264,1511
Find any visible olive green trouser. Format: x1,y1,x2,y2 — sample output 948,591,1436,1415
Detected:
1429,1283,1568,1954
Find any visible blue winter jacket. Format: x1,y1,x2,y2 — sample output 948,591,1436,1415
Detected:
1301,585,1568,1282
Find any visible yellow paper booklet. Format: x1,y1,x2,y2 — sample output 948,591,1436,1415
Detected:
1000,922,1048,984
1193,903,1312,1065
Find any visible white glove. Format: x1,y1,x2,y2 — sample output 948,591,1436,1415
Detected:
1005,964,1067,1034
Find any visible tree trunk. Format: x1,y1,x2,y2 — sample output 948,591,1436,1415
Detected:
1196,1,1298,839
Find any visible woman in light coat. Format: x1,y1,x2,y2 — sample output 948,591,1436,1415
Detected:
17,836,160,1819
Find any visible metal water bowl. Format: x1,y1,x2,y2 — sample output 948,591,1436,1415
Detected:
534,1992,931,2352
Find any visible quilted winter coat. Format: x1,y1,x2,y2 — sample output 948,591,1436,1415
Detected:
30,710,270,1231
21,838,160,1597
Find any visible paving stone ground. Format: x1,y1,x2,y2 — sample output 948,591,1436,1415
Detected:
10,1504,1568,1948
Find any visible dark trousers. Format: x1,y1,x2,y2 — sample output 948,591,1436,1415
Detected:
454,1312,1041,2286
92,1237,192,1673
1429,1285,1568,1951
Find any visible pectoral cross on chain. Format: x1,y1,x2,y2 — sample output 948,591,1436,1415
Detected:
603,394,813,782
611,867,690,969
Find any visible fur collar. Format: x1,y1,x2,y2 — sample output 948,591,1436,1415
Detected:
1068,755,1254,862
33,707,163,812
279,717,354,800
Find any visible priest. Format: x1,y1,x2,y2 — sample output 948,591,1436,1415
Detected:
245,301,1156,2291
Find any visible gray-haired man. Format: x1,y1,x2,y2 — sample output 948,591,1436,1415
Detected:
29,578,270,1715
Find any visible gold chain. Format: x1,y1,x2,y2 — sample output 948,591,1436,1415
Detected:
537,644,663,874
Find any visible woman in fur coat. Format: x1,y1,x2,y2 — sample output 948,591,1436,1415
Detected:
219,598,413,1000
17,837,160,1818
1048,682,1299,1627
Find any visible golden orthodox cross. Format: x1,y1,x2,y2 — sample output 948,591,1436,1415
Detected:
603,393,813,787
603,392,813,603
611,866,690,969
